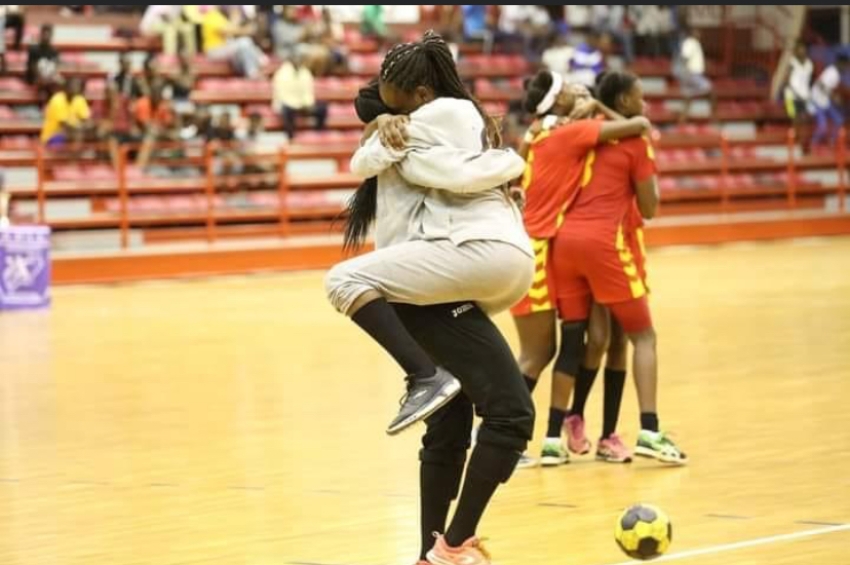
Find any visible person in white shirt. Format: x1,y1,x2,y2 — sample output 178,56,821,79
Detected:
676,26,713,122
783,41,814,147
271,56,327,140
811,53,848,147
326,32,534,565
497,4,552,61
784,42,813,118
140,5,196,56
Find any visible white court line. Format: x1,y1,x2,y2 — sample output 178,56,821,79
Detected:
600,523,850,565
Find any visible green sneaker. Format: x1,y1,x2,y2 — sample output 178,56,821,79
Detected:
635,430,687,465
540,438,569,467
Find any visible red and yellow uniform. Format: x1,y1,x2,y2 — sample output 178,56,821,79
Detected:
511,120,602,317
551,135,657,332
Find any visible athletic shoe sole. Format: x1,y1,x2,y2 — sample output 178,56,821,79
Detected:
595,452,633,464
635,445,688,465
540,456,568,467
386,378,462,436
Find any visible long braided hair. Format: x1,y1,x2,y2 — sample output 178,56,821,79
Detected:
342,30,500,252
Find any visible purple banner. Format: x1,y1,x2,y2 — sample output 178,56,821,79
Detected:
0,226,51,311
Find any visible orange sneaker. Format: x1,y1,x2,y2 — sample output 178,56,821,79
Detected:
427,535,492,565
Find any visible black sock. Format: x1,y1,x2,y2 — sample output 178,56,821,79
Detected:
546,407,567,438
445,444,514,547
523,374,538,393
420,461,464,560
602,369,627,439
351,298,437,378
570,366,599,419
641,412,660,433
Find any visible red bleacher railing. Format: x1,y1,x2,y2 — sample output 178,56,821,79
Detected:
787,129,798,210
838,128,848,213
26,129,850,248
203,142,217,244
118,146,130,249
35,144,45,224
277,149,291,238
719,134,731,211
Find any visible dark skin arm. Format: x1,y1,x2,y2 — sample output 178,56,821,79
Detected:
635,176,660,220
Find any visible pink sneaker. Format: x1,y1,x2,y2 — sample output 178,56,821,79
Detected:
596,434,633,463
563,415,591,455
427,535,492,565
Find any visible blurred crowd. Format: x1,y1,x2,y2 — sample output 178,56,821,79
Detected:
1,5,847,170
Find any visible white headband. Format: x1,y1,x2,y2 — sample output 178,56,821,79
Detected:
536,73,563,116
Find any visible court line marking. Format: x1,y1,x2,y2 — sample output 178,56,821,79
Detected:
599,523,850,565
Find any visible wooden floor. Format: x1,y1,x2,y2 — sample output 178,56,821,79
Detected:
1,237,849,565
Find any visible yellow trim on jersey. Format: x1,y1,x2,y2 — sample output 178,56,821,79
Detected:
642,134,656,161
528,238,553,312
580,149,597,188
615,224,647,299
521,130,552,191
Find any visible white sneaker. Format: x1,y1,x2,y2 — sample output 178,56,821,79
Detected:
540,438,569,467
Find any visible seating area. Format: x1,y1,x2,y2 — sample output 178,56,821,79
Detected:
1,14,848,255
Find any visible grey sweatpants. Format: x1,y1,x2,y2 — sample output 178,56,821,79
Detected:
325,239,534,317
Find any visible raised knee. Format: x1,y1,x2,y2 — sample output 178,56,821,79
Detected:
323,263,350,312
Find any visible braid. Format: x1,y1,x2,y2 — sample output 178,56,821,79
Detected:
380,30,502,148
340,178,378,253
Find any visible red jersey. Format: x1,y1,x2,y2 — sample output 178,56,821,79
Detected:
521,120,602,239
563,135,656,236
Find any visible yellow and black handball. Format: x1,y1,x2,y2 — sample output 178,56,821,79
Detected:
614,504,672,560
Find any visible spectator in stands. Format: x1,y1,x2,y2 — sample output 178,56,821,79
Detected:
1,6,24,51
676,26,713,123
498,5,552,61
592,5,634,64
109,53,137,98
101,81,143,169
270,6,331,76
272,56,328,141
138,54,170,99
0,5,24,74
542,34,573,77
171,52,196,108
40,77,91,148
202,5,267,80
207,111,242,177
570,31,607,88
311,7,348,75
192,105,214,140
459,5,495,54
238,112,266,152
26,24,60,102
811,53,849,148
633,5,671,59
361,5,387,43
783,41,814,147
140,5,197,56
273,5,306,60
134,82,178,169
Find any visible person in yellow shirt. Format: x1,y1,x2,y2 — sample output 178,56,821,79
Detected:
41,77,92,147
272,56,327,140
202,6,266,79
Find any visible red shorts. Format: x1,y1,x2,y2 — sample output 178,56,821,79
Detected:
511,237,556,317
552,225,652,333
